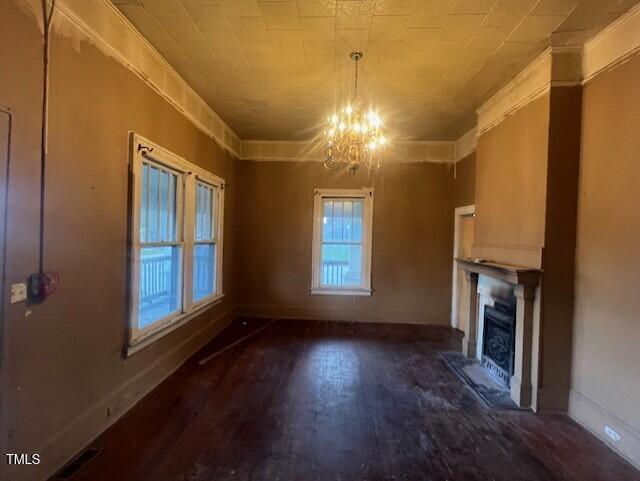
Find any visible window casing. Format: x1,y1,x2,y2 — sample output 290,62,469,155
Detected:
129,134,224,353
311,188,373,296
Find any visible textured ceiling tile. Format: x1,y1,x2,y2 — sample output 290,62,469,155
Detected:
335,29,370,54
259,1,300,29
220,0,262,17
156,14,204,45
304,40,336,56
453,0,498,14
183,4,229,31
182,0,222,5
410,0,456,28
531,0,581,16
114,0,640,141
336,0,375,29
373,0,417,15
439,14,484,41
269,30,305,55
228,17,270,45
469,26,510,52
403,27,441,44
370,15,410,41
482,0,538,28
118,4,184,52
297,0,337,17
507,14,566,42
143,0,183,17
300,16,336,41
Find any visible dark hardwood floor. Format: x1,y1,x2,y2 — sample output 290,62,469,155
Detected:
67,319,639,481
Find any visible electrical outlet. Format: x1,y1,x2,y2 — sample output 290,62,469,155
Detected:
10,283,27,304
605,425,621,443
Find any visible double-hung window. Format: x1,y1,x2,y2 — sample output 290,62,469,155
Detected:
129,134,224,352
311,188,373,296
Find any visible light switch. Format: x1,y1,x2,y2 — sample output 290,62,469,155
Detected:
10,283,27,304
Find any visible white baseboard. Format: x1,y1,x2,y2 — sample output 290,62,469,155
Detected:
6,306,236,481
568,389,640,470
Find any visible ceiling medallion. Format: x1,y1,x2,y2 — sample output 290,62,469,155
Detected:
323,51,386,174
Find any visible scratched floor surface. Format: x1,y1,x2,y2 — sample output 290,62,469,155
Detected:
68,318,639,481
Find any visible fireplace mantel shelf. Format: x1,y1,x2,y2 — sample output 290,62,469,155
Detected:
455,258,541,288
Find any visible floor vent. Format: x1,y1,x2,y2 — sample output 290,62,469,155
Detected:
52,447,102,480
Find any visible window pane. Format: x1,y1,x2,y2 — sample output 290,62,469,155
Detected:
195,182,216,241
193,243,216,302
332,201,343,240
320,198,364,287
323,200,333,241
353,201,363,242
321,243,362,287
141,163,178,242
138,246,181,328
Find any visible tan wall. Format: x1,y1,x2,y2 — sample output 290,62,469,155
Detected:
453,152,476,208
236,161,453,324
473,95,550,268
570,52,640,467
0,2,238,480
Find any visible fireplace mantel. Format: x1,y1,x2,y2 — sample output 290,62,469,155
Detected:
455,257,541,410
455,258,541,287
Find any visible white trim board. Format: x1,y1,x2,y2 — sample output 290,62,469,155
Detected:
582,2,640,83
240,140,460,164
476,47,582,136
454,127,477,162
47,0,241,157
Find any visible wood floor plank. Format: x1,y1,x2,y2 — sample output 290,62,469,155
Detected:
65,319,640,481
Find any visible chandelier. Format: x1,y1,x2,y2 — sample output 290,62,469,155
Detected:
323,51,386,173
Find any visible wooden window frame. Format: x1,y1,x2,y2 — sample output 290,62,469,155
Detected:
311,188,373,296
127,133,224,355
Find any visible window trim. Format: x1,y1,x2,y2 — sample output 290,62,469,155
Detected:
311,188,373,296
127,133,225,355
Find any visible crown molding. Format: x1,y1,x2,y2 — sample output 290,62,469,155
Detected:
48,0,241,157
454,127,477,162
476,47,583,136
583,2,640,83
240,140,457,164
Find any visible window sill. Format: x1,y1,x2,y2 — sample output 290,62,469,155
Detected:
310,288,372,296
126,294,225,357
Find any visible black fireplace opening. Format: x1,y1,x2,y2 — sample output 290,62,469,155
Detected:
481,298,516,387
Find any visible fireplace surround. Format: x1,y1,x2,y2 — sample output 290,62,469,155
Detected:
456,258,540,409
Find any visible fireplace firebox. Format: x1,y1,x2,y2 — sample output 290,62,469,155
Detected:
481,299,516,387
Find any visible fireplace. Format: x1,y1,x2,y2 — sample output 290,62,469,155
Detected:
481,298,516,387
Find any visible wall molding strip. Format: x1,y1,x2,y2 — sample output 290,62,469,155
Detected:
240,140,458,164
49,0,242,157
582,2,640,83
454,127,477,162
476,47,582,136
